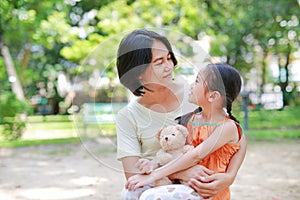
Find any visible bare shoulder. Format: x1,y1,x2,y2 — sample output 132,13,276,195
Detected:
219,119,240,143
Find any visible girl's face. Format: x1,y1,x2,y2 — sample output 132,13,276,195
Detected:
189,71,207,106
139,40,174,86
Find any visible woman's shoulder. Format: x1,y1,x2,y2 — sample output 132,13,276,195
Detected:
117,99,138,114
117,99,154,119
116,100,140,125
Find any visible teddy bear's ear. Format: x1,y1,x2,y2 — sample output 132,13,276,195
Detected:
156,129,163,141
176,125,188,137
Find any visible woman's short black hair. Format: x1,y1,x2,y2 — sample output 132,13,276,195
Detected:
116,29,177,96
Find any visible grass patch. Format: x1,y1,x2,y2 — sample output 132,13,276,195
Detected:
82,124,116,138
236,105,300,141
245,129,300,141
28,122,74,130
1,106,300,147
237,105,300,129
27,115,72,123
0,137,80,148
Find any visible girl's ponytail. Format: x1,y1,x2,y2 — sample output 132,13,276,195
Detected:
226,102,239,123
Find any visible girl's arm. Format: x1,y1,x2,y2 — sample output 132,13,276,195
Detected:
225,133,247,179
126,121,238,190
188,134,246,198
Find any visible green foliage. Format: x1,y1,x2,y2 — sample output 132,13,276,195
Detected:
96,0,144,34
0,58,11,91
0,137,80,148
1,0,300,112
1,104,300,147
0,92,28,119
34,11,75,49
0,121,26,141
60,34,105,62
233,103,300,140
0,91,31,140
248,106,300,129
0,0,72,106
245,129,300,141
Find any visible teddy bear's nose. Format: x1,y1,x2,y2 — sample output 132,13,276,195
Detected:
164,137,168,141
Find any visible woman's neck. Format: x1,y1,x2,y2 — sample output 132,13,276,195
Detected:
138,83,183,113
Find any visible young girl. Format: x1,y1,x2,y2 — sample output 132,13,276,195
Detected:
126,63,245,200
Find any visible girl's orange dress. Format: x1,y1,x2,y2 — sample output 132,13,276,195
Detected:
186,114,243,200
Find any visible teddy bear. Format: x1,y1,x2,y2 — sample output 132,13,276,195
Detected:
151,124,194,186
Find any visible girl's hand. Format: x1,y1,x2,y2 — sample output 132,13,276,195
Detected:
125,173,155,191
188,173,233,198
135,158,153,174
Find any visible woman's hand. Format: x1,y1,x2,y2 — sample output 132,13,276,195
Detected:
125,173,155,191
135,158,153,174
188,172,233,198
169,165,214,182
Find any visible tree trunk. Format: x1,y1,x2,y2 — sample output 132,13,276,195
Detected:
278,44,291,108
260,50,268,95
0,34,25,101
21,40,32,87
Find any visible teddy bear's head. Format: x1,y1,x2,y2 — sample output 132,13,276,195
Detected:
156,125,189,151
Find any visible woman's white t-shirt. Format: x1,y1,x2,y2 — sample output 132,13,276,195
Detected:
116,84,196,160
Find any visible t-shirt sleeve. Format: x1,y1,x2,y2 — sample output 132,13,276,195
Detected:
116,109,141,160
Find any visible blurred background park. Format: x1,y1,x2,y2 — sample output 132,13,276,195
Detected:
1,0,300,144
0,0,300,199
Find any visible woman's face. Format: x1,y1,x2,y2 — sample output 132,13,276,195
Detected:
139,40,174,87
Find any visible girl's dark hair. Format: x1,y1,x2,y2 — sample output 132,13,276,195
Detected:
117,29,177,96
177,63,242,125
208,63,242,123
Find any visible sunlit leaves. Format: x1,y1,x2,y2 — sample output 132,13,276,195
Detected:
96,0,143,34
33,11,75,49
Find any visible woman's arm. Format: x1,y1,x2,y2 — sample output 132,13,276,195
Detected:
116,110,144,180
121,156,141,180
188,134,247,198
126,121,238,190
168,164,214,182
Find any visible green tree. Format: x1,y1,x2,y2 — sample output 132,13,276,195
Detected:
0,0,81,114
0,0,26,100
242,0,299,107
202,0,300,108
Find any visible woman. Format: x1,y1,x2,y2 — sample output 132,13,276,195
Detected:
126,63,244,200
116,29,246,199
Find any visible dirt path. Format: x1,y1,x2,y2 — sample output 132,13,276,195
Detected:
0,139,299,200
